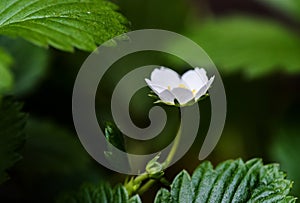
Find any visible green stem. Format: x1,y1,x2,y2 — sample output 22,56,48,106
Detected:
124,121,182,196
162,124,182,169
124,173,149,196
134,172,149,183
137,179,156,195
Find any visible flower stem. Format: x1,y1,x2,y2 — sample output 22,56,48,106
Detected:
162,124,182,169
124,121,182,196
124,172,149,196
137,179,156,195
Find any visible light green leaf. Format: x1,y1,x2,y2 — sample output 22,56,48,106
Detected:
171,170,192,203
154,158,296,203
56,182,142,203
172,16,300,78
154,188,171,203
0,0,128,52
0,98,27,184
0,48,13,94
128,195,142,203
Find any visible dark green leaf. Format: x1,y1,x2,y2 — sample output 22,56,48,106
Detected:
270,127,300,198
20,119,92,175
105,121,126,151
154,158,296,203
0,0,128,52
0,98,26,184
56,182,142,203
104,121,131,171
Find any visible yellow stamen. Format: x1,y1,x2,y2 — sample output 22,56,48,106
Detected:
178,84,186,88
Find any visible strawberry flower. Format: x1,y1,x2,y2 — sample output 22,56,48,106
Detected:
145,67,214,106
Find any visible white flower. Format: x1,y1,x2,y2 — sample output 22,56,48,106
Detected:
145,67,214,106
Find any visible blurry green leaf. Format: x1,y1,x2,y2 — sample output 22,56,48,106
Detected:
118,0,192,31
56,182,142,203
258,0,300,20
174,16,300,78
0,37,49,95
270,127,300,196
0,48,13,94
20,119,92,174
0,98,26,184
12,119,106,202
154,158,296,203
0,0,128,52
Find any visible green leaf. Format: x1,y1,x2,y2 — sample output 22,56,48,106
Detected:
0,48,13,94
0,0,128,52
3,118,106,202
56,182,142,203
104,121,131,171
258,0,300,21
154,158,297,203
19,118,93,175
270,127,300,197
172,16,300,78
105,121,126,151
0,98,27,184
0,37,49,95
118,0,192,31
154,188,171,203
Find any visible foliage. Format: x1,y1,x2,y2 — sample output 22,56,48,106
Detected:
118,0,191,32
0,37,49,95
154,158,296,203
20,119,93,175
57,183,142,203
0,0,299,202
0,48,13,94
270,127,300,195
9,119,105,202
0,0,128,52
0,98,27,184
171,16,300,78
258,0,300,20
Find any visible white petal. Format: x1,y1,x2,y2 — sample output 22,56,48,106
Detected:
157,90,175,104
171,88,194,105
151,67,181,88
145,78,167,94
182,69,206,92
195,67,208,84
195,76,215,100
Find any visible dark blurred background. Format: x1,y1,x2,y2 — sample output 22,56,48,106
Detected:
0,0,300,202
